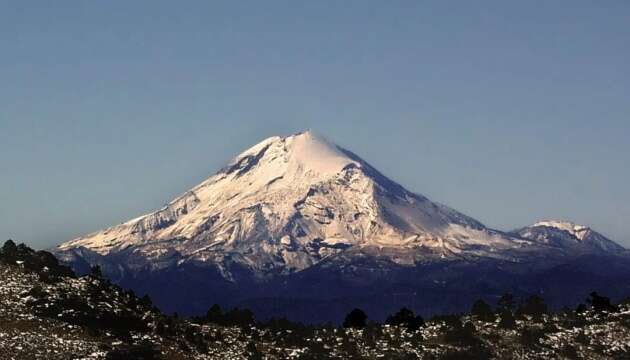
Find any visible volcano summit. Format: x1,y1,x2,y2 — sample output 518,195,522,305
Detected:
55,131,628,322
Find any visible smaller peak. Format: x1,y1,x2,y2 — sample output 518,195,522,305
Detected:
532,220,589,233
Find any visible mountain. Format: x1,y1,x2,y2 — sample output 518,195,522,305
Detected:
54,131,628,322
57,131,527,276
511,220,626,254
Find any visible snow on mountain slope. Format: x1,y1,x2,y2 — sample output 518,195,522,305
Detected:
57,131,538,278
533,220,590,240
511,220,625,254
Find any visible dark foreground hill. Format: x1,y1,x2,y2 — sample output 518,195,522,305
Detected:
2,239,630,359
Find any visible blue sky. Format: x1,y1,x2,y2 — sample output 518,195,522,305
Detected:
1,1,629,248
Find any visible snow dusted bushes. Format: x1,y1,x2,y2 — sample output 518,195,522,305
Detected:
2,239,630,359
0,239,74,281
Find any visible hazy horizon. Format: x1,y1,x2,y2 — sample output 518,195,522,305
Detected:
2,1,629,248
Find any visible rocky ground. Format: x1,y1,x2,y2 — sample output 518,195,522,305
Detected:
1,240,630,359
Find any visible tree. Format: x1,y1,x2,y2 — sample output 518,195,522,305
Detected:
588,292,616,313
385,307,425,331
223,307,255,326
245,341,263,360
35,250,74,278
520,327,545,349
363,322,383,347
205,304,223,324
498,309,516,329
575,303,588,315
1,239,18,260
444,320,478,346
518,295,548,321
498,293,516,312
340,333,361,357
140,294,153,308
471,299,495,322
343,308,367,329
90,265,103,279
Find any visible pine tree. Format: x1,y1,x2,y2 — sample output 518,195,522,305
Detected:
205,304,223,324
588,292,616,313
90,265,103,279
498,293,516,312
471,299,495,322
385,307,425,331
518,295,547,321
1,239,18,261
498,309,516,329
343,308,367,329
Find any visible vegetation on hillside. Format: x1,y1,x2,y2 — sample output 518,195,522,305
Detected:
1,239,630,359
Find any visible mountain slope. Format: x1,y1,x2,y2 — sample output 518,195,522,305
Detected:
57,131,535,280
511,220,626,254
53,131,628,320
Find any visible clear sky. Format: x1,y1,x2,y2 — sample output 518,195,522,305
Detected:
1,1,629,249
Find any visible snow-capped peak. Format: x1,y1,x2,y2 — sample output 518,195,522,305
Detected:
532,220,590,240
261,130,358,175
58,130,626,281
287,131,358,174
512,220,625,254
216,130,358,188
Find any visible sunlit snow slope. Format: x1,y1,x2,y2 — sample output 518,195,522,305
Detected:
56,131,623,280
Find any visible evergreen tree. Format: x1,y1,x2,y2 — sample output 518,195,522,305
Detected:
520,327,545,349
343,308,368,329
575,303,588,315
90,265,103,279
363,322,383,347
245,341,263,360
498,309,516,329
223,307,255,326
385,307,424,331
205,304,223,324
471,299,495,322
140,294,153,308
498,293,516,312
588,292,616,313
444,319,478,346
518,295,548,321
1,239,18,260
